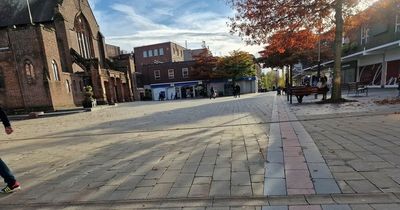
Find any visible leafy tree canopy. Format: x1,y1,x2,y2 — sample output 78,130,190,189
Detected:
216,50,256,80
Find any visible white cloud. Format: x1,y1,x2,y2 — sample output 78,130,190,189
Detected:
110,4,168,31
95,1,263,57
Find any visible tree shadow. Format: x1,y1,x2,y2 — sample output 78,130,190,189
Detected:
0,94,273,205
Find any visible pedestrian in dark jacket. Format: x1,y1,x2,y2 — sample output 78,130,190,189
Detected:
0,107,21,193
235,85,241,98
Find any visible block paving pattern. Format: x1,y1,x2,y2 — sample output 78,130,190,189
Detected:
264,96,340,196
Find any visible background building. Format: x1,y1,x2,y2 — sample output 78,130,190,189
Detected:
303,0,400,88
0,0,136,111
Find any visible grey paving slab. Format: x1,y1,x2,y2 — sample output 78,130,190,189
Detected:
213,168,231,181
232,161,249,172
332,172,365,181
321,205,351,210
267,151,284,163
231,185,253,196
308,163,333,179
252,182,264,196
232,172,251,186
265,163,285,178
188,185,210,197
264,178,286,196
305,195,335,205
303,149,325,163
147,183,174,198
196,165,215,177
249,164,265,175
128,187,153,199
231,207,259,210
210,181,230,197
262,207,288,210
252,175,265,183
346,180,381,193
5,92,400,206
349,204,374,210
193,177,212,185
167,187,190,198
336,181,355,194
370,204,400,210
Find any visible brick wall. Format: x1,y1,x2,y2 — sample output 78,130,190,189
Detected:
134,42,187,73
6,26,53,110
57,0,104,70
40,24,79,109
141,61,197,85
106,44,121,58
0,0,129,110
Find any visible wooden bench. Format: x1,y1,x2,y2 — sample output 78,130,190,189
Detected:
346,82,368,96
290,86,328,103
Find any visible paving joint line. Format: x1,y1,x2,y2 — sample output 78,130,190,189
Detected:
4,111,398,142
0,193,399,208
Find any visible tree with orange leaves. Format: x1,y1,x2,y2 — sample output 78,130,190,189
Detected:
259,29,334,71
227,0,364,102
192,50,222,80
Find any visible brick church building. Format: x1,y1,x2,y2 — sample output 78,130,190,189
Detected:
0,0,136,111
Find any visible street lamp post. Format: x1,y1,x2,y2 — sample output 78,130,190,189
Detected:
315,34,321,99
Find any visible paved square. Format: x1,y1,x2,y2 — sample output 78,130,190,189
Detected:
1,91,400,209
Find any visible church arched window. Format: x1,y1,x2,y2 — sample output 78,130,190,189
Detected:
74,14,93,59
24,59,35,84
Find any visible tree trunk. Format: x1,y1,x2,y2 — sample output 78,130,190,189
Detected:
331,0,343,102
289,65,293,104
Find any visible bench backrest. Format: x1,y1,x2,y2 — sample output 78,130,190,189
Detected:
346,82,367,90
290,86,325,94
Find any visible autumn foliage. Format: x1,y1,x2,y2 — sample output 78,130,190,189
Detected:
227,0,368,101
192,50,257,81
259,29,334,69
192,51,220,80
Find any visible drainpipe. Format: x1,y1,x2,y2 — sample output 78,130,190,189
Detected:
381,53,387,88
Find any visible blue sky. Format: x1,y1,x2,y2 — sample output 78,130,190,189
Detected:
88,0,263,56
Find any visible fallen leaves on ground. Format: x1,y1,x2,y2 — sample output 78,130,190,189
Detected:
373,98,400,105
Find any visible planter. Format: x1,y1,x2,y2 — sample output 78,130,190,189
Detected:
82,99,96,108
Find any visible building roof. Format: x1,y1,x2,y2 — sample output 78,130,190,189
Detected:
0,0,59,28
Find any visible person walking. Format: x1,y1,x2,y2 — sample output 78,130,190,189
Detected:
232,85,237,98
235,84,241,98
210,87,216,99
317,77,328,100
0,107,21,193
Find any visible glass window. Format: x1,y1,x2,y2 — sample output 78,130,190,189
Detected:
143,51,148,58
361,26,369,45
75,15,93,59
168,69,175,79
0,68,5,89
154,70,160,80
159,48,164,55
24,60,35,84
148,50,153,57
182,68,189,78
66,80,71,93
396,15,400,32
154,49,158,56
52,60,60,81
